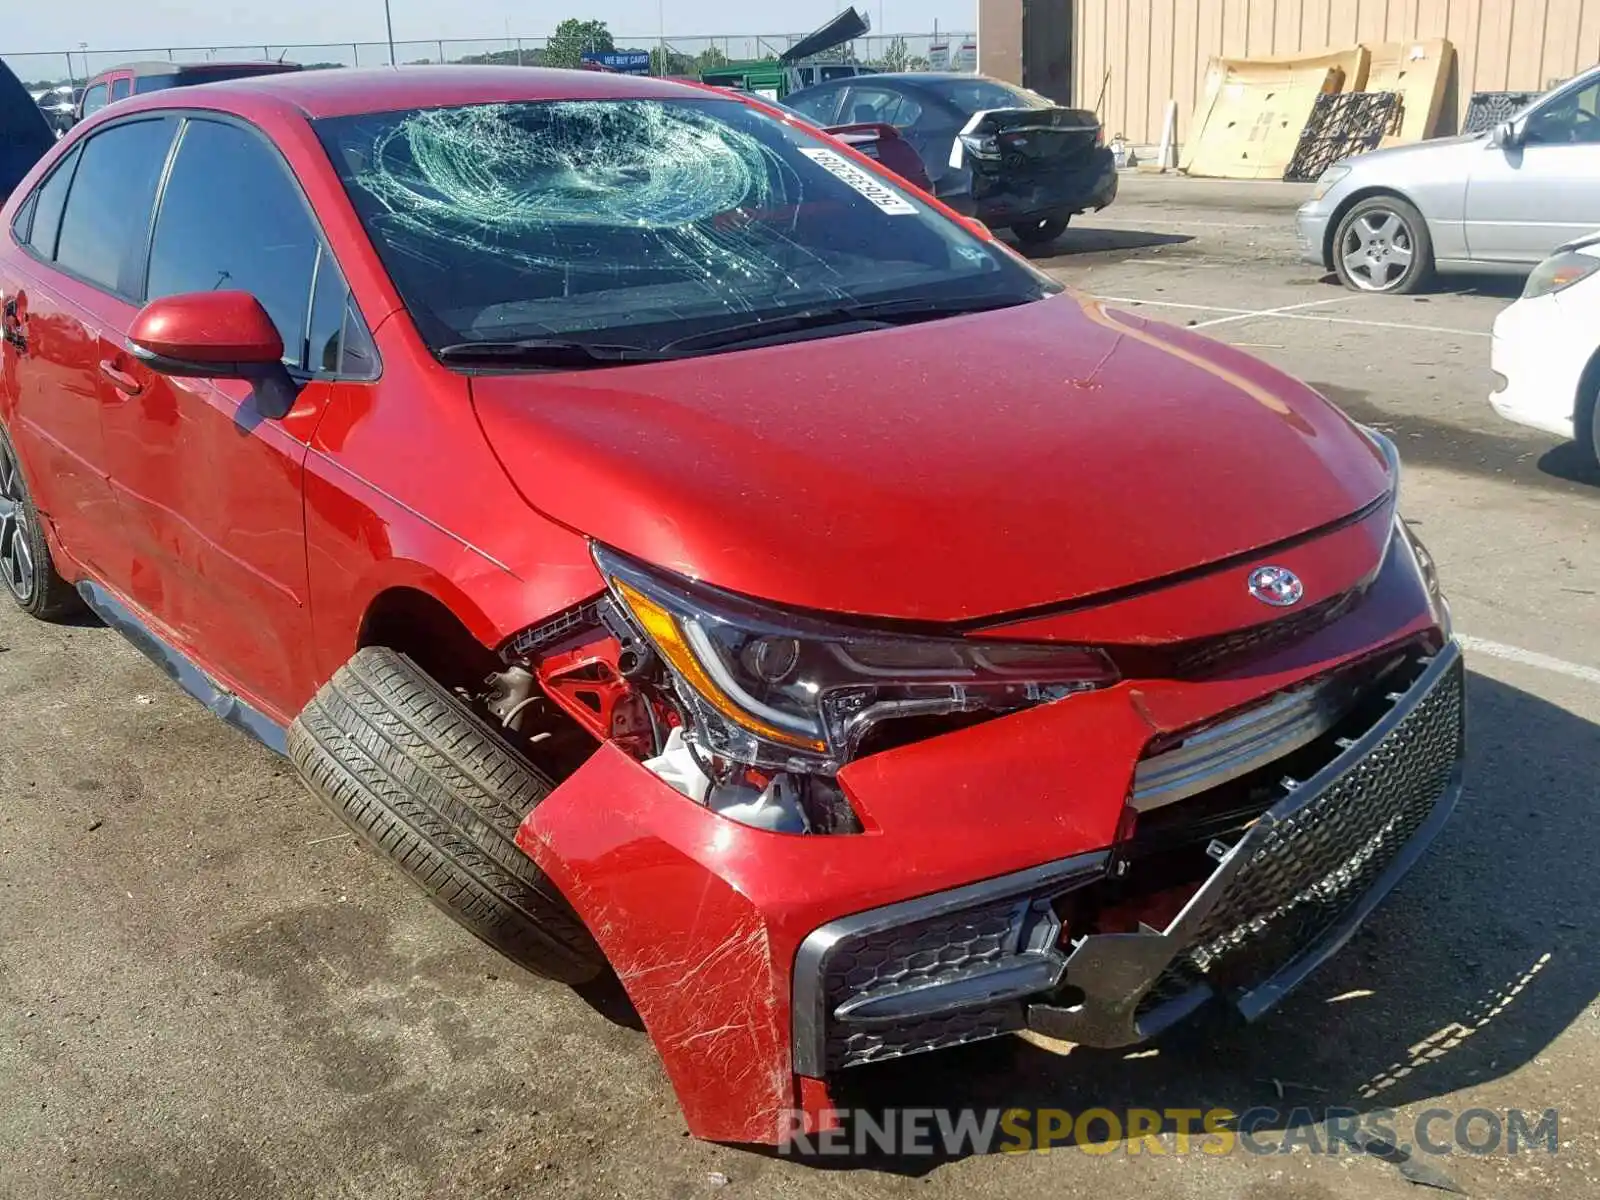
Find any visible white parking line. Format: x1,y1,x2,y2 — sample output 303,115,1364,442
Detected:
1096,294,1251,314
1188,297,1349,329
1458,636,1600,688
1091,294,1491,339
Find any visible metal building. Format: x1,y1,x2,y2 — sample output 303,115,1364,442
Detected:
979,0,1600,145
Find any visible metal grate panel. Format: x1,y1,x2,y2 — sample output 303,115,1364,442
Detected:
1284,92,1403,183
1463,91,1540,134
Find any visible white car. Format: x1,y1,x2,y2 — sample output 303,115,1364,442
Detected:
1490,231,1600,461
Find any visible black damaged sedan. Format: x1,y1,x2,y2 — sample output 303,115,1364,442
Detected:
784,72,1117,246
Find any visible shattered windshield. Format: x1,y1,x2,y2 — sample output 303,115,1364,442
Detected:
314,98,1051,357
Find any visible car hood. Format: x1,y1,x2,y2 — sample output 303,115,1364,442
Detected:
470,293,1391,623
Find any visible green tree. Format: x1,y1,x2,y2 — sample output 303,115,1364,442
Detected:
649,46,695,76
546,18,615,69
694,46,730,73
876,35,910,72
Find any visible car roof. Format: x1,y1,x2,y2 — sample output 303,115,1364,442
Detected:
109,65,726,121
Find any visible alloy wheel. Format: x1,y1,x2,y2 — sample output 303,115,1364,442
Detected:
1340,209,1415,292
0,437,36,604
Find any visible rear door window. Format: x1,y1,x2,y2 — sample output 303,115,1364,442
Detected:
54,117,177,294
146,118,323,367
840,87,923,128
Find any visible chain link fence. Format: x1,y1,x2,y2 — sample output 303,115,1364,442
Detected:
4,32,976,91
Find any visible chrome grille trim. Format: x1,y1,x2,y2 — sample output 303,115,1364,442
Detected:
1131,673,1362,812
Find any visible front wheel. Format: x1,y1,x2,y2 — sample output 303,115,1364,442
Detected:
1012,215,1070,246
1332,196,1434,294
0,424,80,620
287,646,606,984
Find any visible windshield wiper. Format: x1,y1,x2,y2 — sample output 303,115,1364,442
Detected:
841,293,1044,322
660,307,894,354
659,294,1041,355
436,338,670,368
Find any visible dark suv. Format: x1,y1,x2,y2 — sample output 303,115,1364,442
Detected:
0,61,54,200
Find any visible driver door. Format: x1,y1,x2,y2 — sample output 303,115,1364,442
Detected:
1464,76,1600,263
96,115,354,718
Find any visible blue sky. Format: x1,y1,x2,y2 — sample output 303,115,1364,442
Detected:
9,0,977,52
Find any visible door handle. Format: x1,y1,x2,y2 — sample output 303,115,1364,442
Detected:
99,359,144,396
1,294,25,354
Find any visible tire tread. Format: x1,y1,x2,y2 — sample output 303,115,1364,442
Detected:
287,646,602,983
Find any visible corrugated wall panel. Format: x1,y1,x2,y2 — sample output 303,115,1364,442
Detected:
1247,0,1277,55
1543,0,1584,83
1301,0,1332,53
1509,0,1552,87
1064,0,1596,146
1126,0,1154,144
1276,0,1306,53
1580,0,1600,67
1150,0,1177,147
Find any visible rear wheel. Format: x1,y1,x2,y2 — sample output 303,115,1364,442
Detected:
288,646,605,984
1012,215,1070,246
0,424,80,620
1332,196,1433,294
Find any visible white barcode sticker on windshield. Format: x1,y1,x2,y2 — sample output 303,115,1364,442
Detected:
799,148,917,215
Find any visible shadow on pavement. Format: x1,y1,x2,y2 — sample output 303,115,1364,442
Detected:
1310,271,1525,300
782,670,1593,1176
1309,382,1596,496
1009,227,1194,261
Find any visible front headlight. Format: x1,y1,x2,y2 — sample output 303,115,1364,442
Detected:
594,546,1119,774
1522,250,1600,299
1395,516,1451,638
1311,164,1351,200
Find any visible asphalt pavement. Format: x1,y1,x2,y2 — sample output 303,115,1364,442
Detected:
2,172,1596,1199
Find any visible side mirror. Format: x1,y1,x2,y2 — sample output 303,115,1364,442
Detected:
1491,119,1523,150
128,291,299,419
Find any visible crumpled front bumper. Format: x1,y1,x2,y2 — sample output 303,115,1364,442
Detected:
515,560,1460,1144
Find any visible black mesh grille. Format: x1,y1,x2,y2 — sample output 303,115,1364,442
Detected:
1142,655,1463,1008
1463,91,1541,133
821,901,1026,1069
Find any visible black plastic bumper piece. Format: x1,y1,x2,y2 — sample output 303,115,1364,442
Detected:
1029,642,1465,1047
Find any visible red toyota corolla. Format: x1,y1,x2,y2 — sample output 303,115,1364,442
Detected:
0,68,1462,1144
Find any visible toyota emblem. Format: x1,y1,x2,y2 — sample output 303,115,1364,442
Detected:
1248,565,1304,607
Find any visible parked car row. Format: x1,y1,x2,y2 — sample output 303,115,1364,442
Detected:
21,59,305,141
1283,64,1600,466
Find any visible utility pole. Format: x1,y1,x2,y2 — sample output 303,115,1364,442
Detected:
384,0,396,66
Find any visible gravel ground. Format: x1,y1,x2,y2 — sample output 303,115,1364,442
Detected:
2,172,1596,1199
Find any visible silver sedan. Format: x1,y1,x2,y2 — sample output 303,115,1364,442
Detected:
1297,65,1600,293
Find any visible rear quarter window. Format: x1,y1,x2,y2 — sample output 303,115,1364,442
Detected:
16,143,82,258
